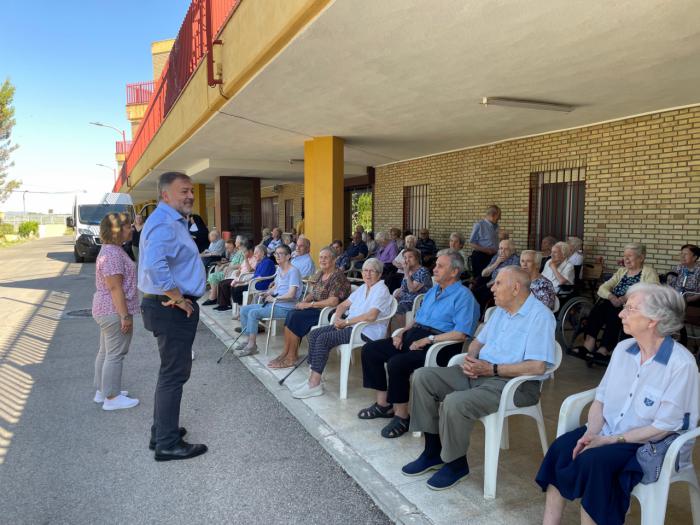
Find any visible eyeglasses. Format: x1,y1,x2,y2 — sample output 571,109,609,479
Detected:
274,252,288,257
622,304,641,313
362,269,379,274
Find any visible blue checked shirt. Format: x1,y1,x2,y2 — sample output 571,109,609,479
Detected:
138,202,206,297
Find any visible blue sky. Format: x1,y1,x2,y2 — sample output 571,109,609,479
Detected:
1,1,191,213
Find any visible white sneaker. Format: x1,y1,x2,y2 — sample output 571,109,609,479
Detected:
233,344,258,357
292,383,323,399
192,350,196,360
102,394,140,411
94,390,128,403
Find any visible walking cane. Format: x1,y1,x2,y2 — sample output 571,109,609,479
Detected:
278,354,308,385
216,331,246,364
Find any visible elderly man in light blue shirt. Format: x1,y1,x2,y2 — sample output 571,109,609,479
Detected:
139,172,208,463
291,236,315,277
401,265,555,490
469,204,501,277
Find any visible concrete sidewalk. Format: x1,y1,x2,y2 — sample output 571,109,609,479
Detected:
0,237,390,525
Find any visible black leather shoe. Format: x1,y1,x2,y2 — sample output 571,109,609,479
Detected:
149,427,187,451
213,305,232,311
234,326,264,333
154,441,208,462
201,299,217,306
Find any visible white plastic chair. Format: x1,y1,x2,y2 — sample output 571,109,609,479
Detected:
447,341,563,499
234,274,272,319
390,327,466,368
556,387,700,525
329,297,398,399
483,306,496,324
404,293,425,327
553,295,560,314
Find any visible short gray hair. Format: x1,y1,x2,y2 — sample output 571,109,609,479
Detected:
450,232,465,246
254,244,267,256
437,249,465,275
500,265,532,290
375,231,388,242
157,172,191,196
320,245,337,259
624,243,647,258
520,249,542,266
236,234,247,245
485,205,501,217
628,283,686,337
362,257,384,275
567,236,583,252
554,241,571,259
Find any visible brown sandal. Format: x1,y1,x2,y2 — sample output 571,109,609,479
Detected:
268,357,296,369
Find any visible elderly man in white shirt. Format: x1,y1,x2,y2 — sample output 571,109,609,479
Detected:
537,283,699,525
291,236,315,277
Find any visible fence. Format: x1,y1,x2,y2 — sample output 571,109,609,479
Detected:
1,214,71,229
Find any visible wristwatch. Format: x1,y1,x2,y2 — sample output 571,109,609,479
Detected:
492,364,499,377
428,334,436,343
616,435,626,444
121,314,133,321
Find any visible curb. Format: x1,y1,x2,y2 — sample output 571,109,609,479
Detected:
200,312,433,525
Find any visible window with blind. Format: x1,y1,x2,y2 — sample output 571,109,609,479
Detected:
528,167,585,249
284,199,294,231
403,184,429,233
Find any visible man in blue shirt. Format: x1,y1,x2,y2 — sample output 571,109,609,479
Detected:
359,250,479,439
401,265,555,490
344,231,369,270
469,205,501,277
139,172,208,462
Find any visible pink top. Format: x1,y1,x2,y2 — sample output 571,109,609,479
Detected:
92,244,139,317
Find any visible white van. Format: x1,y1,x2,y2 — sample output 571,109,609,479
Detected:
67,192,134,262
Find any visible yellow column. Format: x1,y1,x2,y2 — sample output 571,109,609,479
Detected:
192,183,208,225
304,136,344,262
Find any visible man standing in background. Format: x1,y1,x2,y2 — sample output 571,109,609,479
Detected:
139,171,208,462
469,205,501,277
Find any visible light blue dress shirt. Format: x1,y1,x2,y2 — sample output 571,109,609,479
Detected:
414,282,479,336
291,253,316,278
469,219,499,250
477,294,556,366
138,202,206,297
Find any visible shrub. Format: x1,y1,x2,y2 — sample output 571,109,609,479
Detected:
0,223,14,235
18,221,39,237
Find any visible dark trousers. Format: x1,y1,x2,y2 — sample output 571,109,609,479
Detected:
583,299,622,350
141,298,200,449
217,279,234,307
470,251,492,278
361,326,462,404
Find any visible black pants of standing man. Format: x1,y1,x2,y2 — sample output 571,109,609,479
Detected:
142,297,199,449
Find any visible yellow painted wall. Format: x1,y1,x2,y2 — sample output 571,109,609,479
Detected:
127,0,332,192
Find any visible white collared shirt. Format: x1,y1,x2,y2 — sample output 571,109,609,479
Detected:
596,337,699,466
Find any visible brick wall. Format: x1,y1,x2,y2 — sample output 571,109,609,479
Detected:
374,106,700,272
261,183,304,231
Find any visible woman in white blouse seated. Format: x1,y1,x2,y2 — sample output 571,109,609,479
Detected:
292,258,393,399
541,241,575,294
537,284,699,525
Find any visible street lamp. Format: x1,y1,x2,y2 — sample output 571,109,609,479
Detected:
96,163,117,183
89,121,128,150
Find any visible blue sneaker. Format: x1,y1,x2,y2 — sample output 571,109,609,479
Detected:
401,452,444,477
426,459,469,490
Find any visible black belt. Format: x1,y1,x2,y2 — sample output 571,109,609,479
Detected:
143,293,199,302
413,323,444,336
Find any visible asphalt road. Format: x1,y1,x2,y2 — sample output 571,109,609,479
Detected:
0,236,390,525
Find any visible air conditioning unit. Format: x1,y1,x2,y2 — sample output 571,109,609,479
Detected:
272,184,283,192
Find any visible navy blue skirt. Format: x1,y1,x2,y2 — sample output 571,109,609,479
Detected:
285,308,323,338
535,426,643,525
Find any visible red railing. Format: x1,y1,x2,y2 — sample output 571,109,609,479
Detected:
114,0,241,191
126,81,155,105
115,141,132,155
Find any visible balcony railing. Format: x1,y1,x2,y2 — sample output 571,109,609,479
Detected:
126,81,155,106
116,141,132,155
114,0,241,191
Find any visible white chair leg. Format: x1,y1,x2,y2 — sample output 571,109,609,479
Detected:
264,320,273,355
482,414,502,499
636,483,670,525
339,347,351,400
500,419,509,450
534,404,549,454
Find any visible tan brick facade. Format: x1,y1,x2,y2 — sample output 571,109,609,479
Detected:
374,106,700,272
261,183,304,231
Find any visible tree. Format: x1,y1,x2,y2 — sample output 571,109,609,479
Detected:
0,79,20,203
351,191,373,233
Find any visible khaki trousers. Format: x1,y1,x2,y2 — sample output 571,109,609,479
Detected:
409,365,540,463
94,314,133,398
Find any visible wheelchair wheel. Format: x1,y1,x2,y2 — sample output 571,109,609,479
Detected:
557,296,594,354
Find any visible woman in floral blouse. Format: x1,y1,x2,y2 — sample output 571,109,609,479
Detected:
392,248,433,328
520,250,556,310
92,212,140,411
268,246,351,369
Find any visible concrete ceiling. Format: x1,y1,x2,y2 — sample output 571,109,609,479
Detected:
137,0,700,199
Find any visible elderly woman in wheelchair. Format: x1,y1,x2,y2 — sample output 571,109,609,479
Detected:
538,284,699,525
570,243,658,364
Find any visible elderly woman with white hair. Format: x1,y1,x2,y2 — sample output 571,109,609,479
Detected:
537,284,699,525
541,241,576,294
520,250,556,310
574,243,659,363
291,258,394,399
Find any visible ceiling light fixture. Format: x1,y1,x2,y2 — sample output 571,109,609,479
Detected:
480,97,575,113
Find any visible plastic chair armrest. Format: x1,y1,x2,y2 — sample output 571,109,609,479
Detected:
659,425,700,482
425,340,465,367
556,388,597,437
